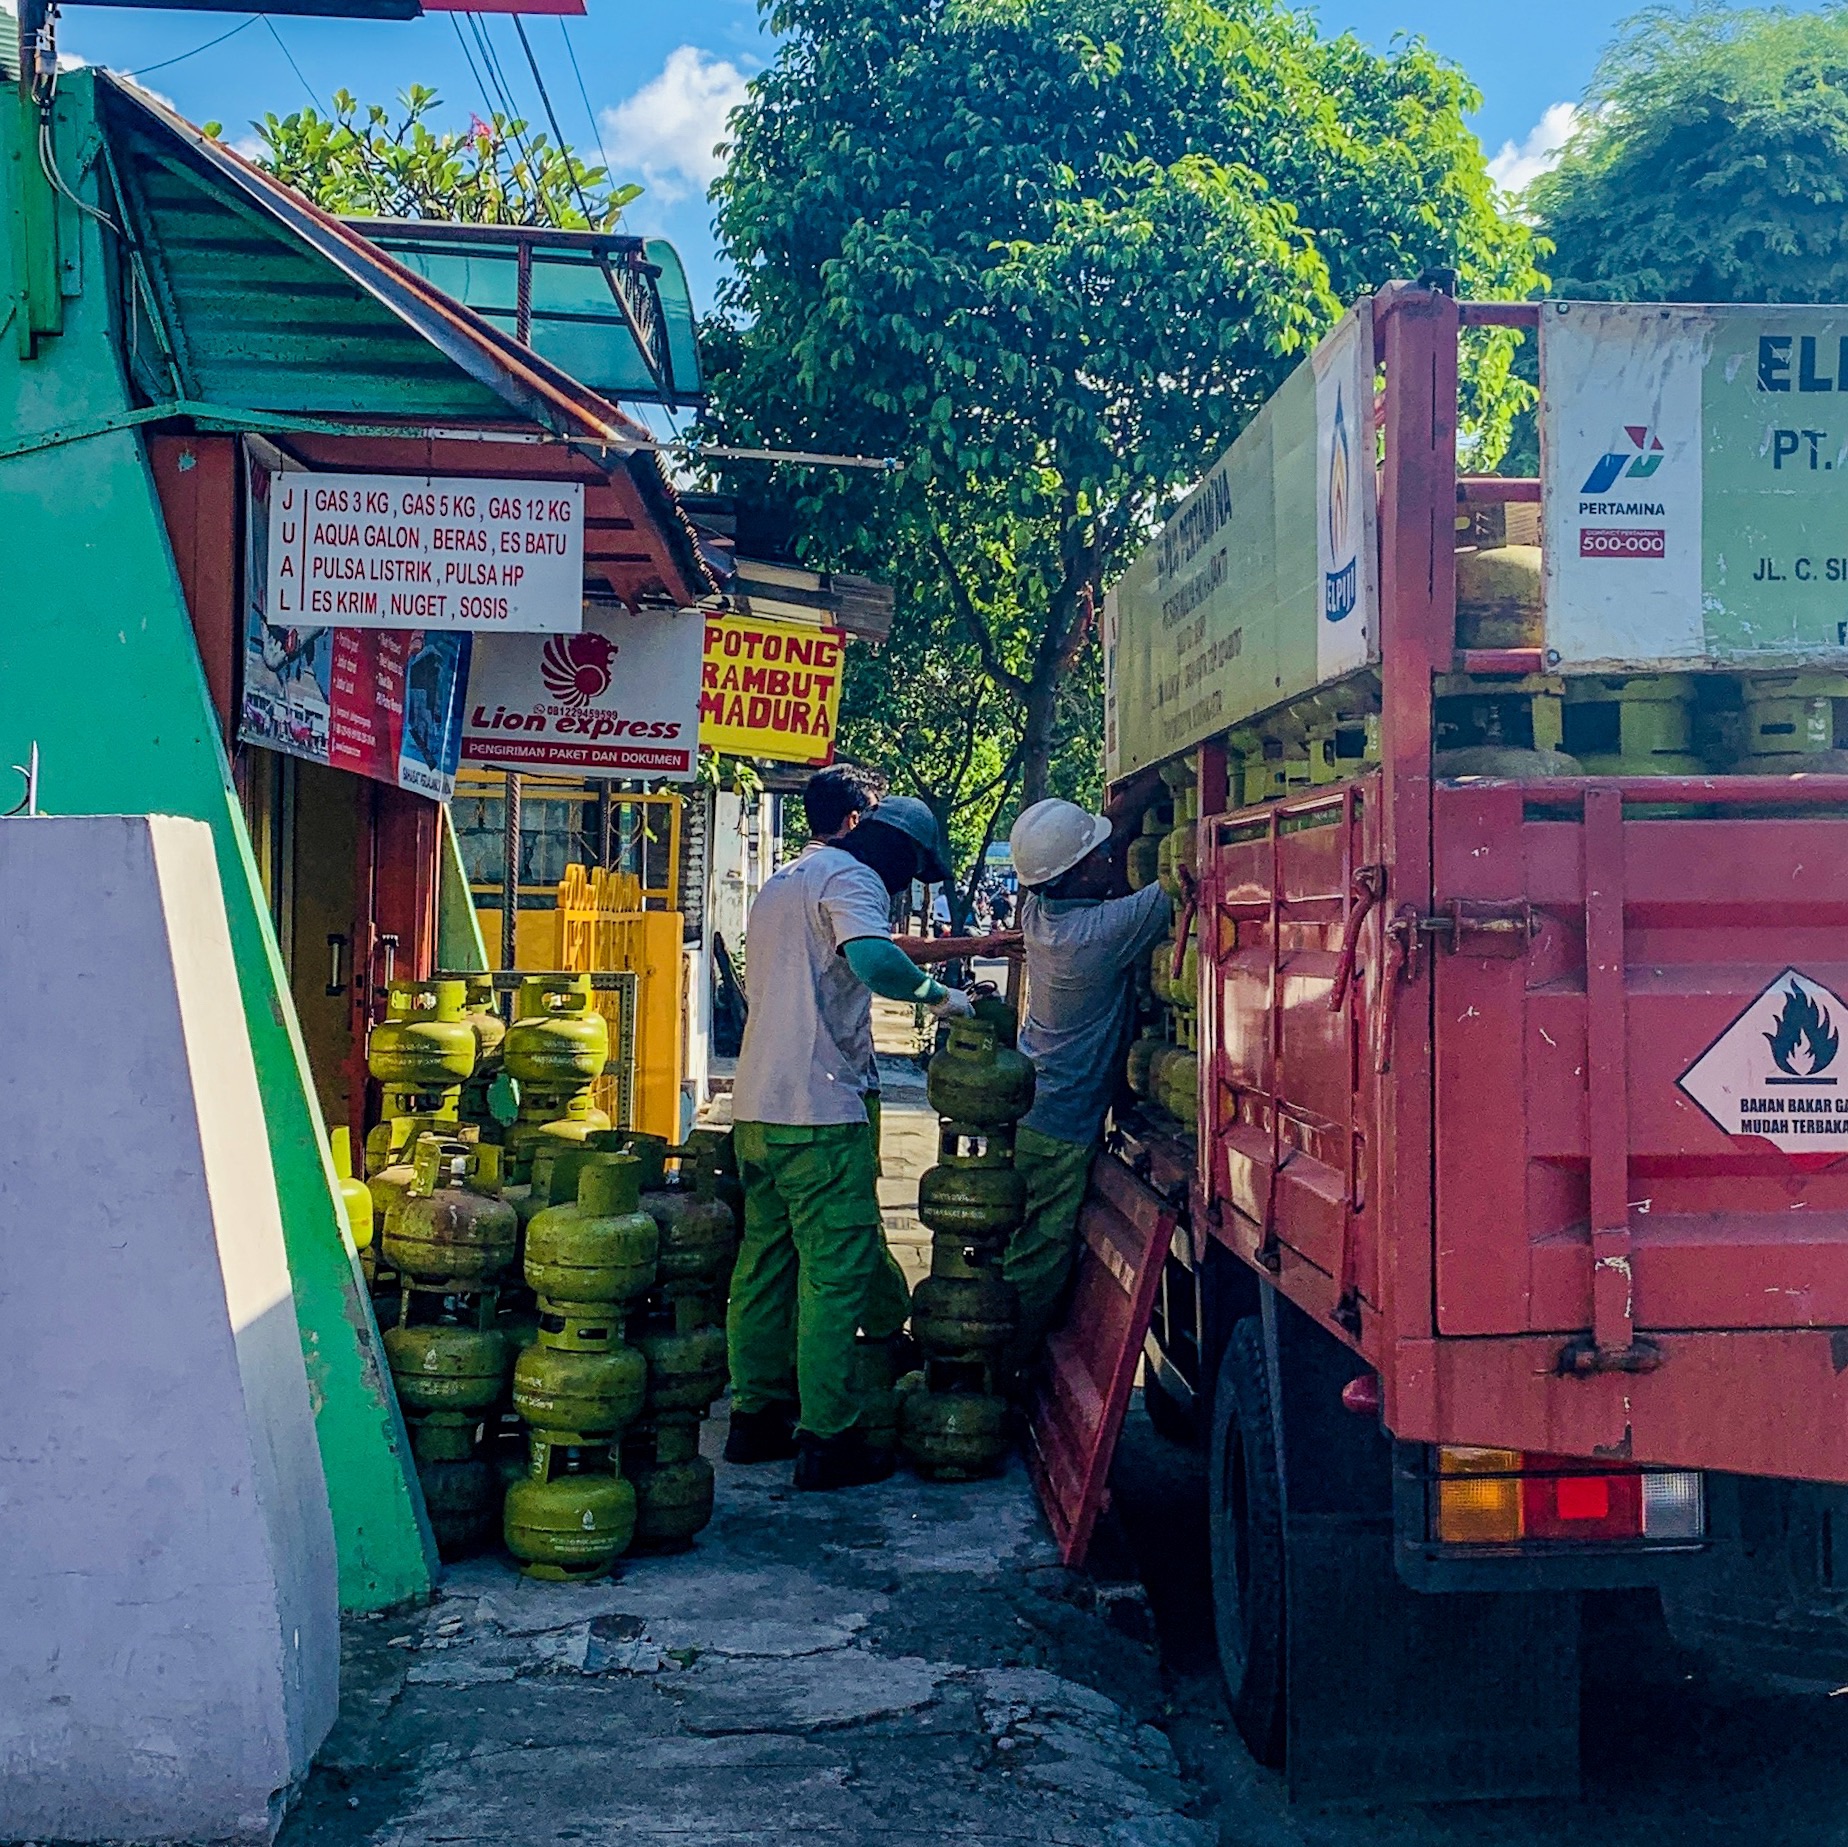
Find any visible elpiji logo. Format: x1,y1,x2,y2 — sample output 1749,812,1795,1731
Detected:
1582,426,1665,494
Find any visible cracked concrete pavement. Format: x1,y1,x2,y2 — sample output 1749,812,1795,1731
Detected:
283,1408,1213,1847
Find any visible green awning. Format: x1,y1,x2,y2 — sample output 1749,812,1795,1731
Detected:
350,221,703,408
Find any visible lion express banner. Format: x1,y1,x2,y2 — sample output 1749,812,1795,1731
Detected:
460,607,703,781
698,615,845,766
1543,300,1848,665
1105,300,1377,780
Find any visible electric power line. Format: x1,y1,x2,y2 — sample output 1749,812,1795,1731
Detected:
513,15,597,227
121,15,256,79
467,13,555,226
263,18,317,107
558,18,603,164
448,13,499,125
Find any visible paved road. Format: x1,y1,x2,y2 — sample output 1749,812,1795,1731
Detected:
282,1414,1209,1847
1106,1409,1848,1847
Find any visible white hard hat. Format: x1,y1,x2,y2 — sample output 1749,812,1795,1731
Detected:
1009,799,1112,889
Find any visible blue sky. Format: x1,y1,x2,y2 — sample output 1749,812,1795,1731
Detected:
41,0,1778,316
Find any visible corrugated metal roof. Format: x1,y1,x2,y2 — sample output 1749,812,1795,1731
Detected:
98,73,714,605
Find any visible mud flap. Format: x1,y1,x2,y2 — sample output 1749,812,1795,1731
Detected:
1267,1291,1582,1804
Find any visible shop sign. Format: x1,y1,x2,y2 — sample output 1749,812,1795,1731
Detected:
698,614,844,766
266,469,584,633
1542,300,1848,664
241,458,471,797
460,608,703,781
1105,300,1377,780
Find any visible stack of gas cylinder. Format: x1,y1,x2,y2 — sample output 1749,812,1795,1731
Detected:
359,970,744,1576
897,1012,1036,1480
505,1148,656,1579
380,1136,519,1556
1126,758,1200,1135
608,1132,733,1553
364,977,482,1277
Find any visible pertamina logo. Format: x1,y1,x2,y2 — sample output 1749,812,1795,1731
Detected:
1322,383,1357,622
541,632,616,707
1678,969,1848,1167
1581,425,1665,494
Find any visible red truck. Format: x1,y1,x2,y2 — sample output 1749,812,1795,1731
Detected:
1085,281,1848,1801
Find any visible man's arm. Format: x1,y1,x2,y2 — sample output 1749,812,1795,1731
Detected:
840,936,974,1015
892,931,1023,963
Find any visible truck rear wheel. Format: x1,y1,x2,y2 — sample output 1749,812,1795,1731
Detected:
1208,1316,1285,1765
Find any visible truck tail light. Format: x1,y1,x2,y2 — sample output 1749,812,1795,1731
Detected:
1434,1448,1704,1545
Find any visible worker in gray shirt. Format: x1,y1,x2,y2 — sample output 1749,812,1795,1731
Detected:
1003,799,1174,1369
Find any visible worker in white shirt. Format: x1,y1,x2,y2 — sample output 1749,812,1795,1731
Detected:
725,796,975,1490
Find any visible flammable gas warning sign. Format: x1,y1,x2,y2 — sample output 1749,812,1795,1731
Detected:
1679,968,1848,1161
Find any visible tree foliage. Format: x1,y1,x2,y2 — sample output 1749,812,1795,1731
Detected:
251,85,639,229
702,0,1541,849
1534,5,1848,301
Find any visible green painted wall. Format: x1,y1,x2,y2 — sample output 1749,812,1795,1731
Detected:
0,75,435,1612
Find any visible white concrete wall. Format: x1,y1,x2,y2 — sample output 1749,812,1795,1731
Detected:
0,814,339,1844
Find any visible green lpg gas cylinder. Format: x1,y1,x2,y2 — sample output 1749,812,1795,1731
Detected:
899,1388,1011,1481
634,1296,728,1416
504,974,610,1091
621,1415,715,1552
1157,1048,1199,1125
620,1131,671,1190
1127,806,1167,892
917,1132,1026,1242
524,1153,658,1305
512,1313,647,1443
329,1127,374,1254
1169,938,1198,1016
368,977,477,1091
418,1457,500,1558
383,1322,510,1418
407,1410,479,1466
1148,938,1174,1010
926,1020,1036,1128
911,1269,1019,1363
681,1128,745,1227
1454,544,1544,651
383,1141,518,1285
638,1157,739,1290
1125,1032,1162,1100
504,1447,636,1580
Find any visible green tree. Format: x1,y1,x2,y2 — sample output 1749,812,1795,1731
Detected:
1533,5,1848,301
704,0,1540,826
251,85,638,228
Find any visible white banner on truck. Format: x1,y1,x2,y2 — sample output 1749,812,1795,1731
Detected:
1312,305,1378,684
461,606,703,781
267,471,584,633
1541,302,1705,664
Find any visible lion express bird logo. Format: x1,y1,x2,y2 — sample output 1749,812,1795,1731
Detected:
541,632,616,707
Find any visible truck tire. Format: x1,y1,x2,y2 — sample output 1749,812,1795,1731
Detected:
1208,1316,1285,1765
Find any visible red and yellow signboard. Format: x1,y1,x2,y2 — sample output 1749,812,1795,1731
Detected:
698,615,844,766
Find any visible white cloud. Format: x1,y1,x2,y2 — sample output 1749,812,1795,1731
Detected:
600,46,749,205
1488,101,1579,194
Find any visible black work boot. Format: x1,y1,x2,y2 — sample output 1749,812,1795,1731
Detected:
723,1403,799,1464
792,1426,897,1492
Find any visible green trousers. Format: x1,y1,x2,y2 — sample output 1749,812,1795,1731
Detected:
1005,1124,1098,1368
729,1118,909,1439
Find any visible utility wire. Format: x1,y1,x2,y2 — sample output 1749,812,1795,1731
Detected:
513,15,596,227
467,13,555,226
121,16,256,79
263,18,317,108
558,18,603,166
448,12,499,125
